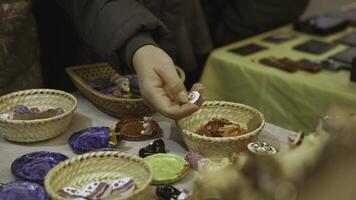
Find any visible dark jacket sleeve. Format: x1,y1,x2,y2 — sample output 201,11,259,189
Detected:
56,0,167,74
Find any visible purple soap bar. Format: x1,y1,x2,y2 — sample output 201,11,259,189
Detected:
129,76,139,90
68,126,111,154
0,181,49,200
11,151,68,185
11,105,30,114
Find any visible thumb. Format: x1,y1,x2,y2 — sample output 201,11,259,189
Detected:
158,65,188,103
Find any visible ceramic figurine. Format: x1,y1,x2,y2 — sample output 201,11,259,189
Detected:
139,139,166,158
156,185,190,200
247,142,277,155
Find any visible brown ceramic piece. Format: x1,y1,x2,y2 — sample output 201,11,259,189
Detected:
114,117,161,140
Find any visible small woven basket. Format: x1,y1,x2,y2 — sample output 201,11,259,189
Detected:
177,101,265,157
44,151,153,200
0,89,77,142
66,63,186,118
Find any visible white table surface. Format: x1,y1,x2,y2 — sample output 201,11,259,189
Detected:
0,92,297,190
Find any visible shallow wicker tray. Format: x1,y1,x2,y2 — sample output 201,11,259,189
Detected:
177,101,265,157
66,63,185,118
0,89,77,142
44,151,152,200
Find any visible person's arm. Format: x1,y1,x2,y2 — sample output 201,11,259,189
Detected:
57,0,202,119
56,0,166,74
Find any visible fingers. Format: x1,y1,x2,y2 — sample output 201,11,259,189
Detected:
144,86,199,119
157,64,188,104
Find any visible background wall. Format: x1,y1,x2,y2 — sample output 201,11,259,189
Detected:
302,0,356,18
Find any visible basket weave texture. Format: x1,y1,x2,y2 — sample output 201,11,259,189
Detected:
177,101,265,157
66,63,185,118
0,89,77,142
44,151,152,200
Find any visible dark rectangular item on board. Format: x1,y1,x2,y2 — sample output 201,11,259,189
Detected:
263,33,298,44
351,58,356,82
259,57,298,73
330,47,356,64
293,39,337,55
335,32,356,46
294,15,348,36
229,43,267,56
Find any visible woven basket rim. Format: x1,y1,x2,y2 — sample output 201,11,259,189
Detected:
66,63,186,103
177,101,265,142
44,151,153,200
0,89,77,124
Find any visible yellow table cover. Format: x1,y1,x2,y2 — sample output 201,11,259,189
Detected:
201,25,356,132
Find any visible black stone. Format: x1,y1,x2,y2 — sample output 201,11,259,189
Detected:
156,185,181,200
139,139,166,158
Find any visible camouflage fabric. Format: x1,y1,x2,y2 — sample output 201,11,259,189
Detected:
0,0,42,96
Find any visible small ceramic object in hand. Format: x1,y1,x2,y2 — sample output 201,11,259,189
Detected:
114,117,161,141
247,142,277,155
156,185,190,200
186,83,205,106
11,151,68,185
68,126,118,154
139,139,166,158
188,91,200,104
0,181,49,200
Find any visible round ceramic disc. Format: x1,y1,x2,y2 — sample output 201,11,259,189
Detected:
11,151,68,185
115,118,161,141
0,181,49,200
144,153,189,184
188,91,200,104
68,126,111,154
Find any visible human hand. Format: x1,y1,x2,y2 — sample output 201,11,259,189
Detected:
132,45,202,119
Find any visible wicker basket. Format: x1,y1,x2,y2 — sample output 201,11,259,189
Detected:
177,101,265,158
0,89,77,142
66,63,185,118
44,151,152,200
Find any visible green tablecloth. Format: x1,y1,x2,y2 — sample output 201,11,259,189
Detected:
201,25,356,132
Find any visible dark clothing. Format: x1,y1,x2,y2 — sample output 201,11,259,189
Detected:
33,0,211,91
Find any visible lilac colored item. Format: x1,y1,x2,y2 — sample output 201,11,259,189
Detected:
99,86,117,95
11,151,68,185
11,105,30,114
129,77,139,90
54,107,65,115
86,78,107,90
93,147,118,152
0,181,49,200
68,126,111,154
184,151,203,170
30,107,41,113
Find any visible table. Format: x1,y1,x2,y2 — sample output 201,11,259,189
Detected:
201,25,356,132
0,92,297,191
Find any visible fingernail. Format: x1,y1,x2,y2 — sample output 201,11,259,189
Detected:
177,91,188,103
